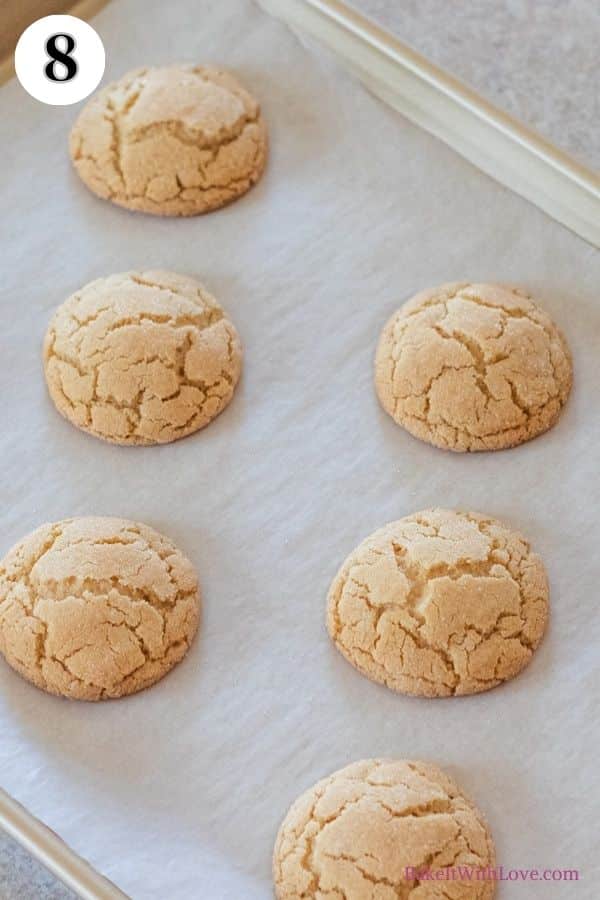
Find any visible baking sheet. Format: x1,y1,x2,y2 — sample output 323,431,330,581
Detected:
0,0,599,897
258,0,600,250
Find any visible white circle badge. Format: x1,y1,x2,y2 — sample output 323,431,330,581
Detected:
15,15,105,106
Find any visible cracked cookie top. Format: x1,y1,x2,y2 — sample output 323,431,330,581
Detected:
273,758,496,899
69,64,267,216
43,270,242,445
375,282,572,451
0,517,200,701
327,509,548,697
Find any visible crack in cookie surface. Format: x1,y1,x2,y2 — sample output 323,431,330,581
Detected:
43,270,242,445
0,517,200,700
327,509,548,697
375,282,572,451
69,65,267,216
273,759,496,899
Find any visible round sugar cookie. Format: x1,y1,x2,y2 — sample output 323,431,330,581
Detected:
0,517,200,700
69,64,267,215
327,508,548,697
273,758,496,899
375,282,572,451
43,270,242,445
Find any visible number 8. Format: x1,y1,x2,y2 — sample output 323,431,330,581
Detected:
45,33,78,82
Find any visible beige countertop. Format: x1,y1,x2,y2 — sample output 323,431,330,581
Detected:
352,0,599,172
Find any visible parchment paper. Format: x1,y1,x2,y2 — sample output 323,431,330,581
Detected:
1,0,599,897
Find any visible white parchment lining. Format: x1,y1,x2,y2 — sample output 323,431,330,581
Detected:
0,0,598,897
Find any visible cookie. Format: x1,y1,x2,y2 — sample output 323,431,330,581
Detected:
375,282,572,451
327,508,548,697
69,64,267,216
43,270,242,445
0,517,200,700
273,758,496,899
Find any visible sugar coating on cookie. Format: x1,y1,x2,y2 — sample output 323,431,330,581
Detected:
273,758,496,899
327,509,548,697
375,282,572,451
43,270,242,445
0,517,200,700
69,65,267,215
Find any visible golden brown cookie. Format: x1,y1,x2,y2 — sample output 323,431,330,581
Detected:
0,517,200,700
327,509,548,697
375,282,572,451
43,270,242,445
273,758,496,899
69,64,267,215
